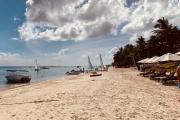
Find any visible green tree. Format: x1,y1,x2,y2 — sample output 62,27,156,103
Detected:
113,17,180,68
136,36,147,59
153,17,180,53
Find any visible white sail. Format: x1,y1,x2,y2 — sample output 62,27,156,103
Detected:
88,56,93,70
99,54,105,70
34,59,39,71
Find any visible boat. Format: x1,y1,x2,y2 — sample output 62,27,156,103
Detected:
34,59,40,71
40,66,49,69
90,71,102,77
66,70,80,75
66,66,84,75
5,70,31,84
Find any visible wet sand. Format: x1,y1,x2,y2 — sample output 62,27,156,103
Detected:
0,68,180,120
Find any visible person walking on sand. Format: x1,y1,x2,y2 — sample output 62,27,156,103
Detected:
177,65,180,88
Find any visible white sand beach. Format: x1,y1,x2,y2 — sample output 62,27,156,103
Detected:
0,68,180,120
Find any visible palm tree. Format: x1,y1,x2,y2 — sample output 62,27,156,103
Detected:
153,17,180,53
154,17,171,29
136,36,147,59
112,17,180,68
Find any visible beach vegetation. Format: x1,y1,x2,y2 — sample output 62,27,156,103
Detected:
113,18,180,67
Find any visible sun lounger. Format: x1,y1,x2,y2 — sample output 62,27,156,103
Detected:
159,72,178,84
152,72,174,81
143,70,159,77
139,70,155,77
149,70,167,80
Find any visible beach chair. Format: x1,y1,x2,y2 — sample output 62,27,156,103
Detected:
159,72,177,84
176,66,180,88
143,70,158,77
152,71,176,82
139,69,155,77
149,70,167,80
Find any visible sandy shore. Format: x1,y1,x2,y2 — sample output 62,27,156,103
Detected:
0,68,180,120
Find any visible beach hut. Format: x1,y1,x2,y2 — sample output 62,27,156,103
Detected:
158,53,180,62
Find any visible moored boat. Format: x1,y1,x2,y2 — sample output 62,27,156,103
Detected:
66,71,80,75
5,70,31,84
40,66,49,69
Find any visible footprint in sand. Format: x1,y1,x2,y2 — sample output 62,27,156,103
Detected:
11,114,16,117
49,116,54,119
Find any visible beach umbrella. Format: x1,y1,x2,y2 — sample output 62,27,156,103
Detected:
138,58,150,63
158,53,180,62
176,52,180,56
146,56,159,63
151,57,160,63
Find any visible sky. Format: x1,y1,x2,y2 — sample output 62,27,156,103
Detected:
0,0,180,66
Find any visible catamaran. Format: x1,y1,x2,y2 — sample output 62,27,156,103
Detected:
87,56,102,77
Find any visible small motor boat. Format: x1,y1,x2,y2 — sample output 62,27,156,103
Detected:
66,69,80,75
5,70,31,84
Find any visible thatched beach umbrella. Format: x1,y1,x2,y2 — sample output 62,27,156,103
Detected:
158,53,180,62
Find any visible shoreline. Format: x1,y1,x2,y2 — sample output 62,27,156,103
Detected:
1,68,180,119
0,73,68,92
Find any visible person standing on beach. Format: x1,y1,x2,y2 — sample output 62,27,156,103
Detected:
177,65,180,88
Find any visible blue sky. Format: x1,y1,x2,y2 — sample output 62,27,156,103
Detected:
0,0,26,53
0,0,180,66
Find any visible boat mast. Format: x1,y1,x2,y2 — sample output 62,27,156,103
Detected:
35,59,38,69
88,56,93,70
99,54,104,70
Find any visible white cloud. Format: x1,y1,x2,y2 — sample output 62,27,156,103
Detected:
104,47,119,62
121,0,180,41
108,47,119,55
11,37,19,41
44,48,69,59
57,48,69,55
13,17,21,22
0,52,20,57
19,0,130,41
19,0,180,42
0,52,32,66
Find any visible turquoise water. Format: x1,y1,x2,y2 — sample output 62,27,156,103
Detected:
0,66,74,90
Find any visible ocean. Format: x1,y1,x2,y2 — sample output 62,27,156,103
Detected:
0,66,75,90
